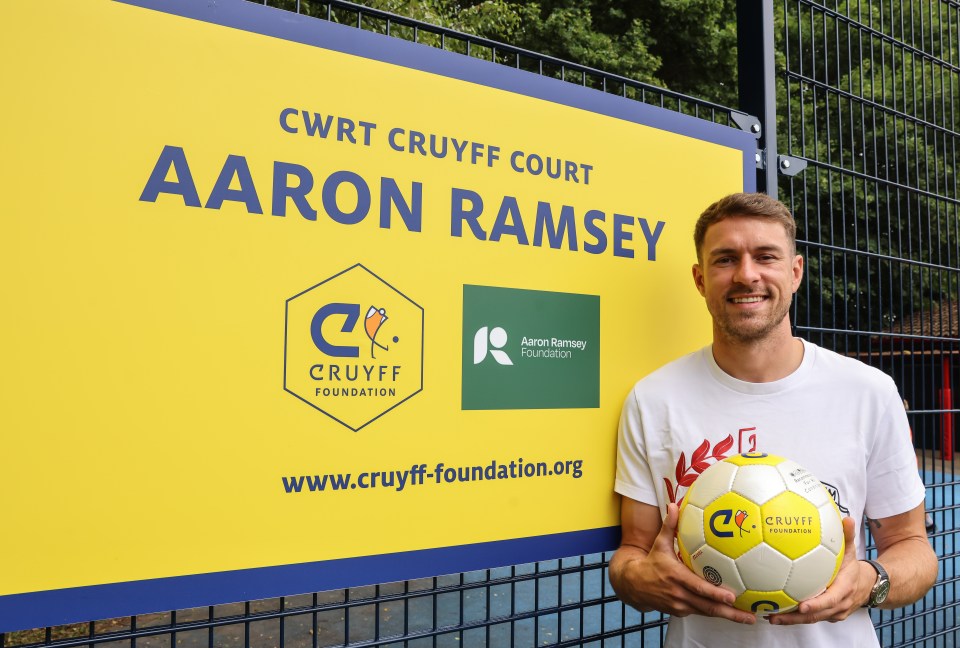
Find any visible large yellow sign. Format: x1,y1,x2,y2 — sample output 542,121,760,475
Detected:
0,0,754,630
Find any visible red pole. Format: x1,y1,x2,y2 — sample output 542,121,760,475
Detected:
941,357,954,461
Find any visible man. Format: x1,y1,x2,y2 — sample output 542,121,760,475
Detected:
609,193,938,646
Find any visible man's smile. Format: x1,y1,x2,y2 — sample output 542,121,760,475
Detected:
729,295,768,304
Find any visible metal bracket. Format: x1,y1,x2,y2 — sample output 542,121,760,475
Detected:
754,149,766,170
776,155,807,177
730,111,762,138
732,111,765,172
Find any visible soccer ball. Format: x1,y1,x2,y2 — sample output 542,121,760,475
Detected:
677,452,845,615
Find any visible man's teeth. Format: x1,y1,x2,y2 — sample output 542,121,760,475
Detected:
731,296,765,303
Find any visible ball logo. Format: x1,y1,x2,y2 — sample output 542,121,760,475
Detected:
734,509,751,536
473,326,513,365
702,566,722,586
751,601,781,613
284,264,423,431
708,509,735,538
709,508,756,539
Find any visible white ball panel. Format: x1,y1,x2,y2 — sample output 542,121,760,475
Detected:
735,544,792,591
819,502,844,554
777,460,829,507
689,544,746,596
678,504,705,554
731,464,786,505
686,461,738,508
784,546,838,602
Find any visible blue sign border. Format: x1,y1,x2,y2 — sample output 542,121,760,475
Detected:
0,0,754,631
0,528,618,631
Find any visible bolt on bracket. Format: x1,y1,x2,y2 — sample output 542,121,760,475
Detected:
777,155,807,177
754,149,766,170
730,111,762,139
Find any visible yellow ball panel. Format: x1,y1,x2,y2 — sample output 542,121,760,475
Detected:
734,589,799,614
760,491,821,559
724,452,785,467
703,492,762,559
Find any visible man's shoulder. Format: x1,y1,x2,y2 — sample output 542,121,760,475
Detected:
629,347,707,396
805,340,897,389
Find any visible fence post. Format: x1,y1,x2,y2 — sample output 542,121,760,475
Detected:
737,0,777,196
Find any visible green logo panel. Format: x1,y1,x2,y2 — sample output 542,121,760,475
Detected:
462,285,600,410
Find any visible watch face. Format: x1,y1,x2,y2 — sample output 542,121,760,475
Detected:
874,580,891,605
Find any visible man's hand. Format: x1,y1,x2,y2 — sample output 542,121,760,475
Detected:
771,502,938,624
769,517,867,625
610,501,756,624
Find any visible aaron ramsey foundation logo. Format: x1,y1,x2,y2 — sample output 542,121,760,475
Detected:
284,264,423,431
462,285,599,410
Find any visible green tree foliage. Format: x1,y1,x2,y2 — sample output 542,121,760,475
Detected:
779,1,960,334
338,0,738,104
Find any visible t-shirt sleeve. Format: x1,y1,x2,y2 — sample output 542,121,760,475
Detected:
615,387,660,506
864,381,927,520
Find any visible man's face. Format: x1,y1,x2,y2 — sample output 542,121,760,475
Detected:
692,216,804,344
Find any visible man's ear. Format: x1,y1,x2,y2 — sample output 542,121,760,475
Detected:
792,254,804,292
692,263,706,297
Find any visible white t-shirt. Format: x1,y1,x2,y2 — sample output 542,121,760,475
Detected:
615,339,926,648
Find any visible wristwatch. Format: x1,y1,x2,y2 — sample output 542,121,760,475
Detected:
862,559,890,608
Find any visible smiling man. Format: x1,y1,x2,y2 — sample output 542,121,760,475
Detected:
609,193,938,647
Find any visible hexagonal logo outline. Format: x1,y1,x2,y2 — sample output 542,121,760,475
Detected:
283,263,424,431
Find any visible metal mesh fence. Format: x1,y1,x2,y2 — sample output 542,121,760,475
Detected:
4,0,958,646
781,0,960,645
0,562,666,648
251,0,745,127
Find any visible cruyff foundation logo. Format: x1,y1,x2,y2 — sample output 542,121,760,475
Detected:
310,303,396,359
365,306,391,358
473,326,513,365
285,264,423,432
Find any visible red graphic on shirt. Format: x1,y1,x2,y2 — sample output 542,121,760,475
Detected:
664,434,734,505
738,427,757,452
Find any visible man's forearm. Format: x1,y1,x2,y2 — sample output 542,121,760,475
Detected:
874,536,939,609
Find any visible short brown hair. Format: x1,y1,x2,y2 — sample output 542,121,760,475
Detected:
694,193,797,260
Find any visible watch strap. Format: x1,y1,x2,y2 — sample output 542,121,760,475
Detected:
862,559,890,608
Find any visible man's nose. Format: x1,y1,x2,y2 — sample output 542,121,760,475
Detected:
733,258,761,284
